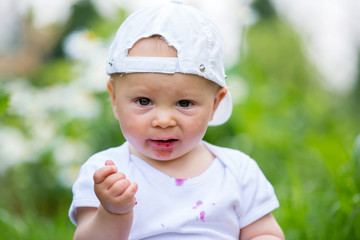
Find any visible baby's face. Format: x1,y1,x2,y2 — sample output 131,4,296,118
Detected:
107,37,226,164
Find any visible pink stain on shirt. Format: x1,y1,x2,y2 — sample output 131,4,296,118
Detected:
175,178,187,186
200,211,206,222
192,200,203,209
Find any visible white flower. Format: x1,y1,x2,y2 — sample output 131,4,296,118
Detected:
29,118,57,150
64,29,109,92
53,138,91,166
64,30,105,61
6,79,100,120
227,75,249,105
272,0,360,92
17,0,73,28
0,128,31,172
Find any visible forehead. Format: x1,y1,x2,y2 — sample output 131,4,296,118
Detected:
128,36,178,57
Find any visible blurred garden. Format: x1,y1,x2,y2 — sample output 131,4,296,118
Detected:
0,0,359,239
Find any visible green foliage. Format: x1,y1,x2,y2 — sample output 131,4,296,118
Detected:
0,152,74,240
1,0,359,239
52,0,102,58
29,59,75,87
208,16,360,239
252,0,277,19
51,0,128,59
354,135,360,190
0,86,10,116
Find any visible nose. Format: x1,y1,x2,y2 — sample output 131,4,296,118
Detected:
152,108,176,128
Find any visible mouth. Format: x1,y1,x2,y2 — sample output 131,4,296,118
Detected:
148,138,179,151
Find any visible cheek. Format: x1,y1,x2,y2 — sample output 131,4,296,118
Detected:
189,106,214,137
184,115,209,139
192,118,208,131
119,116,137,134
118,111,146,139
195,106,214,126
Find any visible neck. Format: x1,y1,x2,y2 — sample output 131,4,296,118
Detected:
130,142,214,179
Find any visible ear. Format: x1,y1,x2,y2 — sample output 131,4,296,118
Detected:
210,87,227,121
107,80,120,120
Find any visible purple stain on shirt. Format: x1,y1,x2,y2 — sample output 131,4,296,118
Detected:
175,178,187,186
200,211,206,222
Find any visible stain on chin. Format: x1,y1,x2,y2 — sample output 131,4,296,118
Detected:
153,150,173,159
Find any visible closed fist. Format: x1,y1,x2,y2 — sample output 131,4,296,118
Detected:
93,160,138,214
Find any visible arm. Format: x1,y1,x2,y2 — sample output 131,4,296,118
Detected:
239,213,285,240
73,160,138,240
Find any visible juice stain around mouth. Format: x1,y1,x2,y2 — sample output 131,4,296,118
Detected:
149,139,178,158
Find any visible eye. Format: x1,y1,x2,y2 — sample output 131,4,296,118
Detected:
177,100,192,108
136,98,152,106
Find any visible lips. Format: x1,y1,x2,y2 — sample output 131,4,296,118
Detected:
148,138,179,151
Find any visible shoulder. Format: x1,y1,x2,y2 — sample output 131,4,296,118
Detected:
204,141,253,168
80,142,129,172
88,144,126,161
204,141,268,184
204,142,279,228
204,141,250,157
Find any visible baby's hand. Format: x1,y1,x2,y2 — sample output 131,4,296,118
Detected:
93,160,138,215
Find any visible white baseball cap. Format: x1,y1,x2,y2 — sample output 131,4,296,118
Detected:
106,0,232,126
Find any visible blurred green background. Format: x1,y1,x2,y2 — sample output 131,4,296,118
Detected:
0,0,359,239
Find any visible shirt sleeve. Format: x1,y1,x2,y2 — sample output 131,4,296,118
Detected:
237,157,279,229
68,156,103,225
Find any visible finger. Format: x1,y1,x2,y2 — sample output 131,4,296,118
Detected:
109,178,131,197
120,182,138,202
103,172,127,190
129,182,138,195
129,183,138,205
93,165,117,184
105,160,116,166
104,183,138,214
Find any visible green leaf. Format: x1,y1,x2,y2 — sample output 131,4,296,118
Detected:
0,87,10,115
354,134,360,190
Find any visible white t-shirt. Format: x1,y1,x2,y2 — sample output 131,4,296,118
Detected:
69,141,279,239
